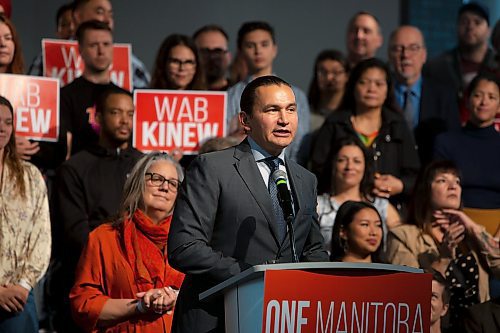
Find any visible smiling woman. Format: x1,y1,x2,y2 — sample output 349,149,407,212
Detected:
317,138,400,255
150,34,206,90
435,73,500,213
70,152,185,333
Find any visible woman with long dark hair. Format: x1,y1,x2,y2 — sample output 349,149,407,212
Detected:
317,138,399,253
310,58,420,205
150,34,206,90
0,96,51,332
330,201,383,263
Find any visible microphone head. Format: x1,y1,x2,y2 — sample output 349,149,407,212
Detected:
271,169,287,185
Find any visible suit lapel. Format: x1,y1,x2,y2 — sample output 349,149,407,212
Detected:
286,158,303,215
233,141,281,245
419,79,431,122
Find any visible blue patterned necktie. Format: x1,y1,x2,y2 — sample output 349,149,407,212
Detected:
403,89,416,128
263,157,287,242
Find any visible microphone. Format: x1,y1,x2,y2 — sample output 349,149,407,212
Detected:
271,170,298,263
271,170,294,221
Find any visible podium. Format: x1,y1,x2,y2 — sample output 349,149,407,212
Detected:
200,262,430,333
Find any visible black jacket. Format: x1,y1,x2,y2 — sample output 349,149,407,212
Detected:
310,108,420,197
54,145,143,259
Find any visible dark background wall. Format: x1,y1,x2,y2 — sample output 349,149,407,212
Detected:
12,0,399,91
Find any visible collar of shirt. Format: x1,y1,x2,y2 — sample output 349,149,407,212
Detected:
247,137,287,187
395,75,423,105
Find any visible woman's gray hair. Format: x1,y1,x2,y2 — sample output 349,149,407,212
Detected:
115,152,184,224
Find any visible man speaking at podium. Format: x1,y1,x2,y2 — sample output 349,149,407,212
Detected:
168,75,328,332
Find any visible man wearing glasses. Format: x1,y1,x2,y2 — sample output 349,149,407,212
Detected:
388,25,459,164
193,25,232,91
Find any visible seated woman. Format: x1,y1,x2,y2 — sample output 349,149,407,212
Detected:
0,96,51,332
310,58,420,206
434,72,500,234
386,160,498,329
70,152,185,332
330,201,383,263
317,138,400,253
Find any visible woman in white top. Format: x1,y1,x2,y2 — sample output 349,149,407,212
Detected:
317,138,400,253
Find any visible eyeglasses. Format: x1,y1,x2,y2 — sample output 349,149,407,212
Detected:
145,172,180,192
317,69,346,78
168,57,196,69
199,48,228,57
390,44,424,55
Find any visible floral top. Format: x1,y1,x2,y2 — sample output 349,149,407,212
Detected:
0,160,51,290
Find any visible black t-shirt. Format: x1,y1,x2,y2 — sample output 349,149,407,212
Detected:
60,76,127,156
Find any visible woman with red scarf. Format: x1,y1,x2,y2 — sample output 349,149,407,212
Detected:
70,152,185,332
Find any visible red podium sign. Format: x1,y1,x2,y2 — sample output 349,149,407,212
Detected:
42,39,132,91
133,89,226,153
262,269,431,333
0,74,59,142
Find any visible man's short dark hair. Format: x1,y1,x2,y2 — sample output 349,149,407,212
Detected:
55,2,74,27
75,19,112,44
237,21,275,49
240,75,292,115
73,0,94,11
430,269,451,305
193,24,229,42
95,88,132,114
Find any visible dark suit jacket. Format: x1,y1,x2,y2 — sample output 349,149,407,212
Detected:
168,139,328,332
414,77,460,165
459,297,500,333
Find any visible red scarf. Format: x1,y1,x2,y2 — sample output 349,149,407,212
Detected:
123,210,184,292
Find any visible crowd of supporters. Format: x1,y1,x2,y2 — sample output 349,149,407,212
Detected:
0,0,499,332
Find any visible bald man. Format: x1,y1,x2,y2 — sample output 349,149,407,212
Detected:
388,25,460,164
346,11,383,66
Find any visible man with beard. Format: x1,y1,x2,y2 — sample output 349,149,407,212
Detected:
345,11,383,67
193,25,232,91
52,88,142,332
60,20,128,157
424,2,495,101
388,25,460,165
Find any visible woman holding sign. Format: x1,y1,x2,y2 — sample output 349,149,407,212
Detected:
150,34,206,90
0,95,51,332
70,152,185,333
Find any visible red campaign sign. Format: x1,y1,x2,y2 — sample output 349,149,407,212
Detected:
133,89,226,153
42,39,132,91
0,74,59,142
262,270,431,333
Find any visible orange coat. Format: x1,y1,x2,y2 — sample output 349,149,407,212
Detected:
70,224,184,333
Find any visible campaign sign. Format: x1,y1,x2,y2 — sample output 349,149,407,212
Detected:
133,89,226,153
262,270,431,333
42,39,132,91
0,74,59,142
